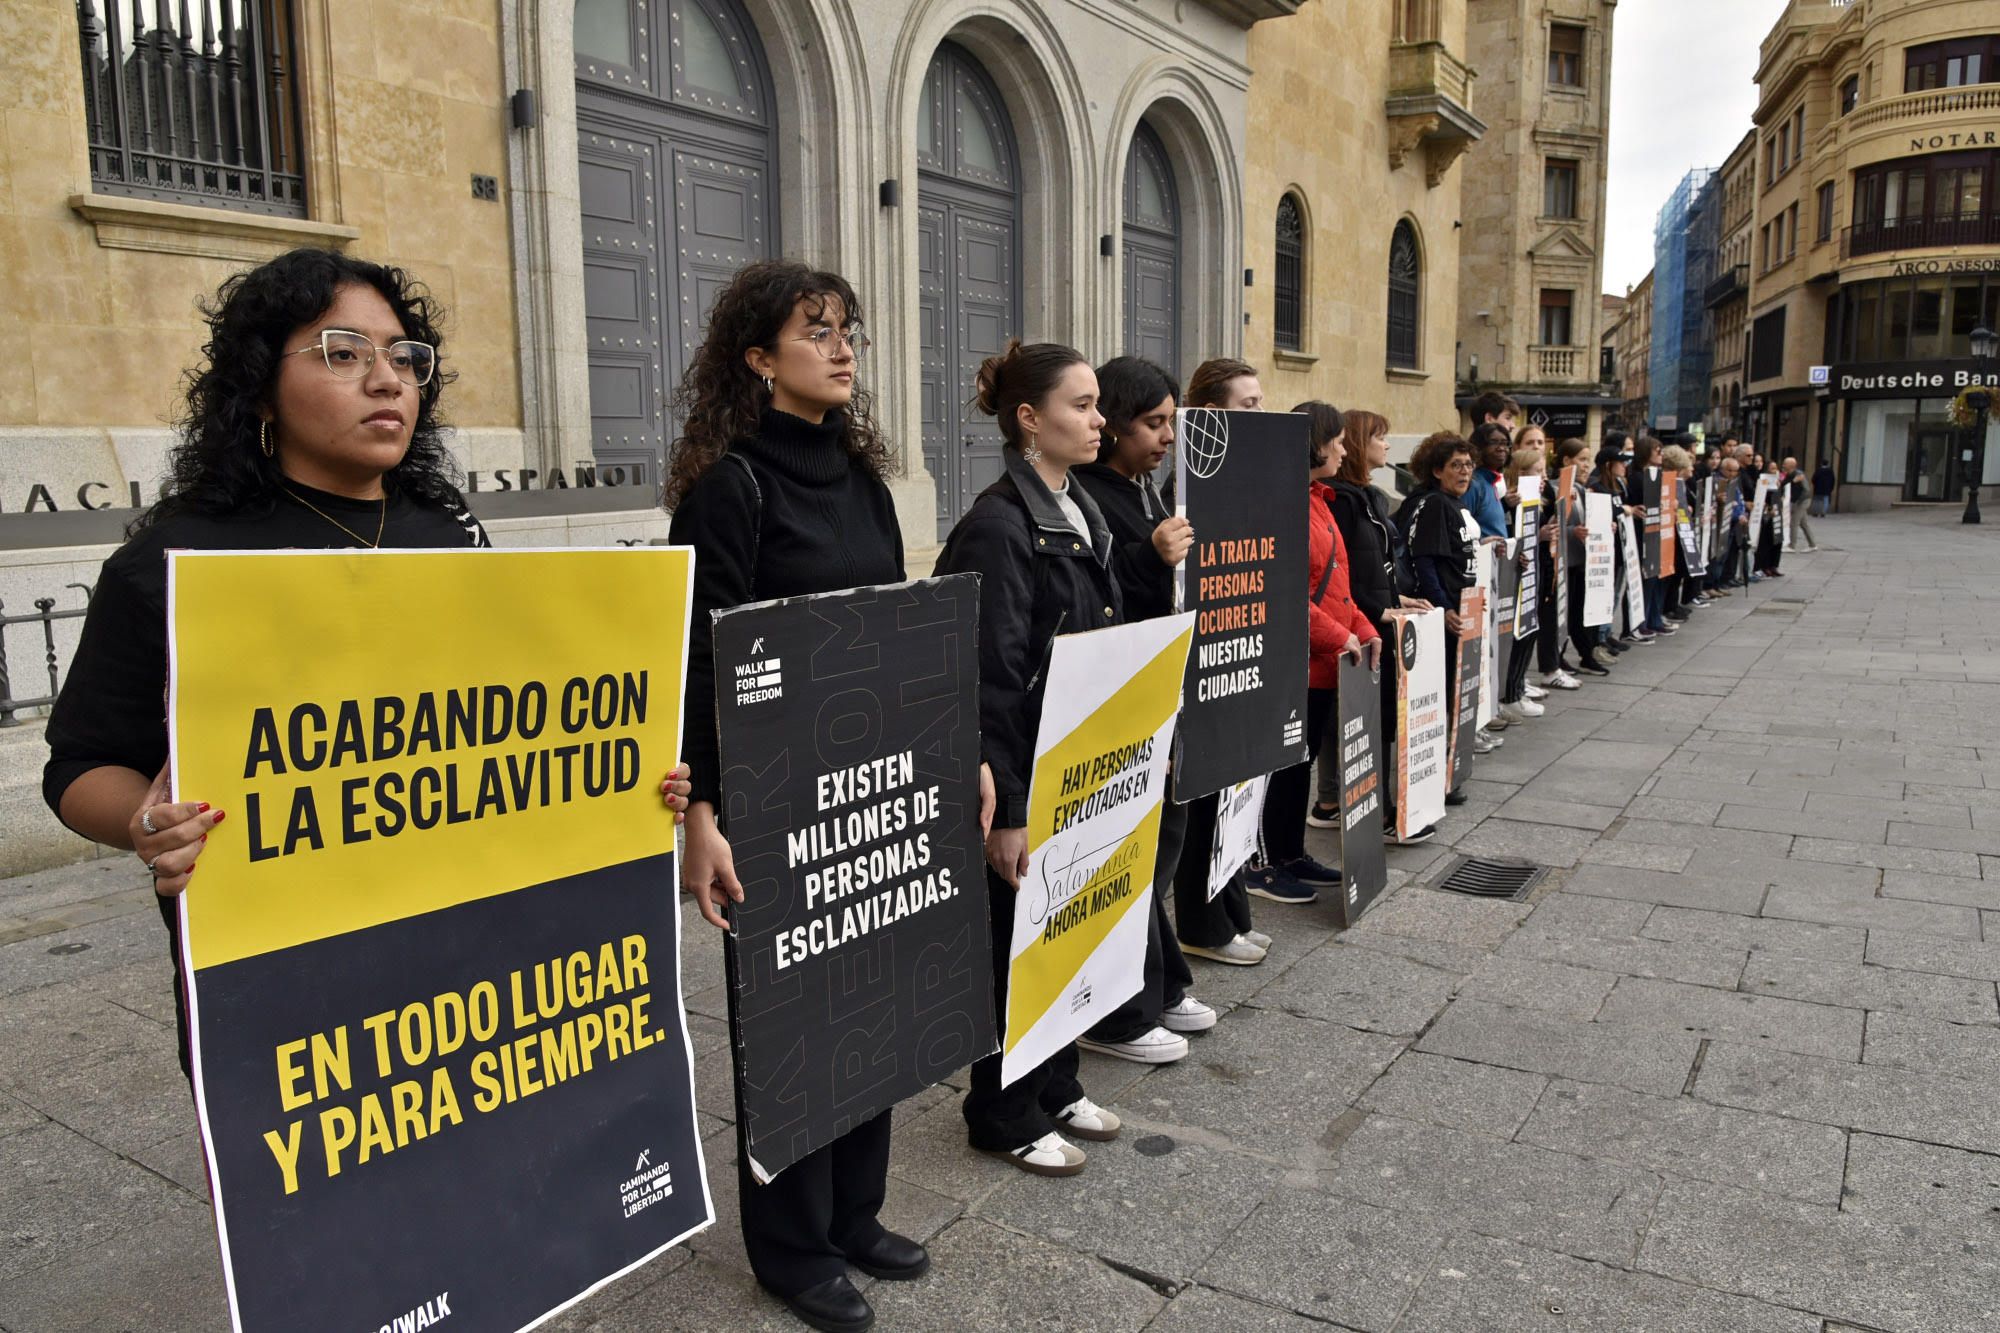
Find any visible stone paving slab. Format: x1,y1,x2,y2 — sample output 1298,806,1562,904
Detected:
1250,942,1460,1036
1415,999,1700,1097
1696,1040,2000,1155
1639,904,1865,962
1320,1114,1661,1267
1596,975,1865,1061
1355,1053,1548,1141
1638,1177,2000,1333
1395,1232,1821,1333
1454,956,1616,1020
1838,1132,2000,1227
1738,952,2000,1025
1513,1079,1847,1205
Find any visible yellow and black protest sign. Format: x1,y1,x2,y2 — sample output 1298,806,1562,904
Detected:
169,548,712,1333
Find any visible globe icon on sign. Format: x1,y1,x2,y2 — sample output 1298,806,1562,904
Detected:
1180,408,1230,479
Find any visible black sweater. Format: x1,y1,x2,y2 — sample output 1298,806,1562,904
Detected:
669,408,904,808
1328,478,1405,626
1072,461,1172,621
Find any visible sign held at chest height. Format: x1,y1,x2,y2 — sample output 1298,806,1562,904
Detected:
168,548,713,1333
1171,408,1310,800
710,576,994,1181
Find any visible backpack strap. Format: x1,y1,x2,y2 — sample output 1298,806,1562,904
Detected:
721,452,762,593
1311,522,1338,606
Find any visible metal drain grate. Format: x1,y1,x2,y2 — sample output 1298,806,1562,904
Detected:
1429,855,1546,902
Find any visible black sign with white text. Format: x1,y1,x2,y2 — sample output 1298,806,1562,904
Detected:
1335,656,1388,926
712,576,994,1181
1172,409,1311,800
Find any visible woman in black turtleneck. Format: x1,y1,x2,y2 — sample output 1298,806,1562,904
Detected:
667,261,925,1333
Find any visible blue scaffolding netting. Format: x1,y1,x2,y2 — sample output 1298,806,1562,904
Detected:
1650,167,1716,433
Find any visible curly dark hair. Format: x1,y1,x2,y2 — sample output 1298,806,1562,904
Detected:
133,246,461,535
1411,430,1472,485
665,260,894,507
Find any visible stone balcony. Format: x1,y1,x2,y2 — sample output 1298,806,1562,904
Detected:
1530,344,1586,381
1819,85,2000,165
1386,41,1485,188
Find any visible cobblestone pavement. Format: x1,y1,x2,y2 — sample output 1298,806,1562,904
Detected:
8,509,2000,1331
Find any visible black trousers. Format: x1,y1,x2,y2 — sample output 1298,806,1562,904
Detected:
1086,792,1193,1042
963,866,1085,1151
1261,685,1336,866
1566,567,1602,666
1173,785,1255,947
1535,571,1562,673
1501,632,1533,704
739,1111,891,1297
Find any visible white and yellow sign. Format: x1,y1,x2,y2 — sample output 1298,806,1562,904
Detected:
1002,613,1194,1087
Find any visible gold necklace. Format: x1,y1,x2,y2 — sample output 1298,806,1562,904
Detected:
284,487,387,548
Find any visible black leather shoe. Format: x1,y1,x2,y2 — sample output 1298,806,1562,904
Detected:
845,1229,931,1281
776,1275,874,1333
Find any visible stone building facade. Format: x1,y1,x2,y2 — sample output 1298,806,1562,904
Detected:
1454,0,1620,445
1745,0,2000,507
1242,0,1478,453
1603,268,1653,432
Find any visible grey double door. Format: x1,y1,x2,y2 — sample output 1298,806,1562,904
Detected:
575,0,774,484
919,43,1021,539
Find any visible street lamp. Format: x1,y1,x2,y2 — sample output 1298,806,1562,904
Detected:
1966,325,1997,525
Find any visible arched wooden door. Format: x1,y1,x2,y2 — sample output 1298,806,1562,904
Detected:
575,0,776,483
917,42,1021,539
1122,120,1181,379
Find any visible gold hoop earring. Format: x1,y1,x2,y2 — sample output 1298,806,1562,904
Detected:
260,420,275,458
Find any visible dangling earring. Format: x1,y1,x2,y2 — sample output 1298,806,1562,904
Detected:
1023,431,1042,465
763,375,775,394
259,420,275,458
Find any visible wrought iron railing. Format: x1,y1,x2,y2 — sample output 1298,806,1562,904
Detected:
1844,212,2000,259
0,586,93,726
76,0,305,216
1704,263,1748,309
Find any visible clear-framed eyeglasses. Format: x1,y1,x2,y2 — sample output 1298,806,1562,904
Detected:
791,325,871,360
282,329,438,387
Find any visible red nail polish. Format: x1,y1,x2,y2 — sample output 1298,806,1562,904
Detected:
197,802,211,813
210,810,227,825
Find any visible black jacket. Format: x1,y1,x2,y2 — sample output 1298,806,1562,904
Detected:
1073,461,1172,622
1328,478,1404,625
936,454,1122,829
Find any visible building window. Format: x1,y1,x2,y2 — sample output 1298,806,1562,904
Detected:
1538,289,1573,346
75,0,308,217
1543,158,1579,218
1387,220,1420,369
1905,37,1999,92
1765,138,1777,186
1760,222,1771,270
1850,150,1998,256
1751,308,1787,381
1840,74,1860,116
1548,23,1584,87
1274,193,1304,352
1792,106,1806,162
1393,0,1437,43
1817,182,1836,243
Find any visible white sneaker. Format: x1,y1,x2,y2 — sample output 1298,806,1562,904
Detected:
1161,995,1218,1033
1512,697,1546,718
989,1131,1086,1176
1524,683,1549,700
1054,1096,1122,1142
1472,733,1500,754
1543,670,1581,691
1077,1026,1188,1065
1498,703,1528,724
1244,929,1272,952
1183,934,1267,966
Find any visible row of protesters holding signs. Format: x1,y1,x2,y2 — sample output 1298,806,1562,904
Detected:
42,249,1516,1333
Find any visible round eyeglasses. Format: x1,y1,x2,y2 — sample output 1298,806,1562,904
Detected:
791,326,871,360
282,329,437,387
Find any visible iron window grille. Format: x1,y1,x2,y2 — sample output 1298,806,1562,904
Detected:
1274,194,1304,352
1387,220,1420,370
76,0,307,217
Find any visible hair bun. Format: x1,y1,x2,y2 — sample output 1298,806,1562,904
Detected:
972,338,1025,417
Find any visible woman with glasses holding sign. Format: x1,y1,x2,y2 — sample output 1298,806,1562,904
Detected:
669,261,943,1333
43,248,703,1071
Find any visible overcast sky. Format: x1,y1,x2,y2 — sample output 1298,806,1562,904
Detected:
1603,0,1790,297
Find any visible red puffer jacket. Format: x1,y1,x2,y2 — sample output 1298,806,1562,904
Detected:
1308,480,1379,689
